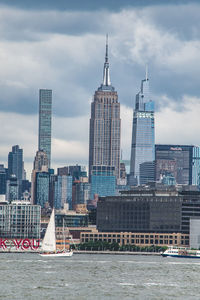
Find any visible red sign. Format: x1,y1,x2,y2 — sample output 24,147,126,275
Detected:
0,238,40,250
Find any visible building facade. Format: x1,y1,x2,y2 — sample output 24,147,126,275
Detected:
89,38,121,182
96,185,200,235
129,72,155,185
72,180,90,209
54,175,73,210
0,165,7,195
6,175,19,202
90,165,116,199
155,145,200,185
8,145,24,198
35,172,50,208
38,89,52,168
139,161,155,185
0,201,41,239
81,231,189,248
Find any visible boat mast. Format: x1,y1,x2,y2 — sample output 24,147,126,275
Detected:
63,217,65,251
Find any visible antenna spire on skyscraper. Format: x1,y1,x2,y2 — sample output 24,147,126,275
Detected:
145,64,148,81
103,34,111,86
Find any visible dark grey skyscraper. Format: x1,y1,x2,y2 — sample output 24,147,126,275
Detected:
8,145,24,180
38,89,52,168
129,70,155,185
89,37,121,181
8,145,24,198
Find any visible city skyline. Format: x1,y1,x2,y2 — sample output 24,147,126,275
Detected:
0,1,200,179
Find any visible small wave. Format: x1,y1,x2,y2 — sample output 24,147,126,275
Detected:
168,261,200,265
144,282,178,287
119,283,136,286
45,271,55,274
33,285,54,290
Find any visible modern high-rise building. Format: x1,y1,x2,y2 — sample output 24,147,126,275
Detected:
129,71,155,185
90,165,116,199
54,175,73,210
155,144,200,185
35,172,50,208
8,145,24,198
89,37,121,182
38,89,52,168
0,165,7,195
0,201,41,239
6,175,19,202
31,150,49,205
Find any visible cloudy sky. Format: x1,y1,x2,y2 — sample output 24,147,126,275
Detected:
0,0,200,179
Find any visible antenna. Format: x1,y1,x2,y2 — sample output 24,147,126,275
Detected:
145,64,148,81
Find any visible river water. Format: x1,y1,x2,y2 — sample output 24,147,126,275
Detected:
1,253,200,300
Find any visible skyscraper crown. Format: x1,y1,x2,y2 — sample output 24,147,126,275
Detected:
98,35,115,92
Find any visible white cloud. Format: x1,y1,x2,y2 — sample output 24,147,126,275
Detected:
0,3,200,180
156,95,200,146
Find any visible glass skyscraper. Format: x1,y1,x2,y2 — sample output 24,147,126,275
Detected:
35,172,50,208
129,72,155,185
155,144,200,185
38,89,52,168
89,37,121,182
54,175,73,210
8,145,24,198
90,166,116,199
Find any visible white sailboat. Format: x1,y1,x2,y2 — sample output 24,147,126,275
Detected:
40,208,73,257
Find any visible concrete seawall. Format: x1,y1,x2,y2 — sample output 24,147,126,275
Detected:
73,250,161,255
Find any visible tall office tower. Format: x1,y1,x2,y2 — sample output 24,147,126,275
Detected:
89,37,121,182
54,175,73,210
35,172,50,208
8,145,24,181
6,174,19,202
31,150,49,205
155,144,200,185
8,145,24,198
129,70,155,185
72,180,90,209
38,89,52,168
0,165,7,195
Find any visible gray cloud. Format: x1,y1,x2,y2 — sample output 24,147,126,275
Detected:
0,2,200,176
0,0,196,11
0,4,199,117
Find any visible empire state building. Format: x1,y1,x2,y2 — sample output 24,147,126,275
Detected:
89,37,121,182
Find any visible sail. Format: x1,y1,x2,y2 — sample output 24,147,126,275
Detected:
42,209,56,252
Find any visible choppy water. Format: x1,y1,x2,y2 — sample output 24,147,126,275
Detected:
1,253,200,299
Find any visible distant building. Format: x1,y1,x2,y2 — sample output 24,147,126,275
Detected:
55,212,89,228
35,172,50,208
0,201,41,239
38,89,52,168
6,175,19,202
0,164,7,195
54,175,73,210
96,184,200,235
90,165,116,199
139,161,155,185
31,150,49,205
89,37,121,181
155,145,200,185
8,145,24,198
21,179,31,195
58,165,87,181
72,180,90,209
129,70,155,185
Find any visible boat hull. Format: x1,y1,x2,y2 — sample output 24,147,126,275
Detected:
162,253,200,258
40,251,73,257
